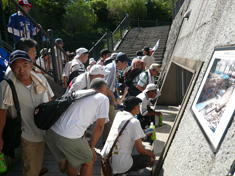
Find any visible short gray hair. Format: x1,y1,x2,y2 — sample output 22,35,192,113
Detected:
90,78,108,90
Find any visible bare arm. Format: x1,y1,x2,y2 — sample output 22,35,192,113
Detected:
136,85,144,92
107,87,115,105
145,111,162,116
0,109,7,152
63,76,68,88
90,118,106,162
117,87,128,105
135,138,155,159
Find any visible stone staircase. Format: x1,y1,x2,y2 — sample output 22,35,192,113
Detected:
115,26,171,66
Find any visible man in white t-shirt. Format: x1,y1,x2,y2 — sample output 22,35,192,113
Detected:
101,96,155,175
45,78,109,176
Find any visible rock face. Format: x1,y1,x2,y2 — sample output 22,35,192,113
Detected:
160,0,235,175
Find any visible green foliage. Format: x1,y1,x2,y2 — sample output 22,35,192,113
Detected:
63,0,97,37
34,0,70,33
146,0,172,22
1,0,8,9
89,0,116,33
107,0,127,21
125,0,147,19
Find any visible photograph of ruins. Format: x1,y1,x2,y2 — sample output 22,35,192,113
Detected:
192,49,235,151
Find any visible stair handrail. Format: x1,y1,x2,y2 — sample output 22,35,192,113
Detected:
1,0,67,84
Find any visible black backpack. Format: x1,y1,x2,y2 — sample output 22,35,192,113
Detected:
120,67,148,96
124,67,143,84
68,64,86,85
34,90,97,130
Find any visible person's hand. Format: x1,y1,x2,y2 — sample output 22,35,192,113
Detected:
22,30,25,37
0,137,3,153
37,24,42,32
149,151,155,159
155,111,162,116
91,148,97,163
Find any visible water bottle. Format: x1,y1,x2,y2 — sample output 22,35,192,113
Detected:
158,115,163,126
0,153,7,173
150,122,156,140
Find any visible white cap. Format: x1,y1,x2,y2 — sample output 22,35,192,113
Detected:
149,63,162,73
75,47,88,58
89,65,110,76
89,58,96,64
144,83,157,93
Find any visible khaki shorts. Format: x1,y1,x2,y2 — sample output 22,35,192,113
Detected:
45,129,93,168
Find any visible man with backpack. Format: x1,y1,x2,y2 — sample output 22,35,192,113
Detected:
64,47,89,87
45,78,110,176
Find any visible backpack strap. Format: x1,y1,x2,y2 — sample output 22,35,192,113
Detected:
3,78,21,118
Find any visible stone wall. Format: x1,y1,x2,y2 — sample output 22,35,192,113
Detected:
161,0,235,175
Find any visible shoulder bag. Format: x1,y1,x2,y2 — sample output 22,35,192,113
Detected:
101,118,132,176
2,78,22,158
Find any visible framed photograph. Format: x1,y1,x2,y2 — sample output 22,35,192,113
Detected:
191,47,235,153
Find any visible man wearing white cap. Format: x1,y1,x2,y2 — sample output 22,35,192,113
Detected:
62,47,89,88
137,84,162,129
67,65,110,93
87,58,96,71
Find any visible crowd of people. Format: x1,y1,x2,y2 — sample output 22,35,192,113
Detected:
0,0,164,175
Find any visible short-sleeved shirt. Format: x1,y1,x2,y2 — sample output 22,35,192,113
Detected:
67,72,90,93
70,58,86,74
104,61,117,92
132,69,154,88
35,57,46,73
62,60,73,78
137,92,150,116
142,55,155,70
51,90,109,139
0,74,52,142
101,111,145,174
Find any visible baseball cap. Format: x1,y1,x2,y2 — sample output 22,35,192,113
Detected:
75,48,89,58
89,58,96,64
123,96,142,108
55,38,64,45
149,63,162,73
89,65,110,76
115,53,131,62
40,48,48,58
142,46,150,52
143,83,157,93
18,0,32,7
9,50,31,64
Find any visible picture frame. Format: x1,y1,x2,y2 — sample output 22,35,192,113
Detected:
191,47,235,153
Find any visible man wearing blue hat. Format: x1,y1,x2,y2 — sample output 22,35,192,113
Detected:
0,50,53,176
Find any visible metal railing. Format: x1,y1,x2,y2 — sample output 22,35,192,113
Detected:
89,14,172,60
89,14,130,60
0,0,67,84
